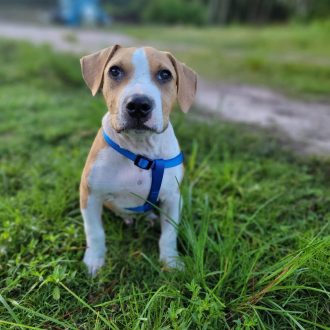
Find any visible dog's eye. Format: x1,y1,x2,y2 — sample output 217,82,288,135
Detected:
156,69,172,83
109,66,124,80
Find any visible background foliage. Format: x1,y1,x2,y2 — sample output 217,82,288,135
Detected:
107,0,330,25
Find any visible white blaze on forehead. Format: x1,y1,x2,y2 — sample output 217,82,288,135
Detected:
131,48,152,86
118,48,163,131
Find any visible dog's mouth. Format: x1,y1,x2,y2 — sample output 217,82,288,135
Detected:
117,120,157,133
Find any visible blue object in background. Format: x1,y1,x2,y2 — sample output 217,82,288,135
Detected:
56,0,109,26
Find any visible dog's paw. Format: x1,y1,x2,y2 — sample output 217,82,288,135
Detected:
160,255,184,271
83,248,105,277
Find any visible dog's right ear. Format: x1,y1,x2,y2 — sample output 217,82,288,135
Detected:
80,45,121,96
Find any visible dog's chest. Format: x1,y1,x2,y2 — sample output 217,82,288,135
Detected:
88,146,183,212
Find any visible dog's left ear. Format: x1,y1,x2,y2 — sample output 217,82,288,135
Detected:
80,45,121,96
167,53,197,113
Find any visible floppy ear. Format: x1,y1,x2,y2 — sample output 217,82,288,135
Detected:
167,53,197,113
80,45,121,96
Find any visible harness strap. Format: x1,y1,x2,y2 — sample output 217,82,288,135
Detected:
102,130,183,212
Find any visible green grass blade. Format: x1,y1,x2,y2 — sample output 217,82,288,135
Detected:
9,300,78,330
0,294,22,326
59,282,119,330
0,320,44,330
133,285,166,330
253,304,329,330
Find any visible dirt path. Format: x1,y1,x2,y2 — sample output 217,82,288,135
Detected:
0,21,135,53
196,80,330,155
1,21,330,155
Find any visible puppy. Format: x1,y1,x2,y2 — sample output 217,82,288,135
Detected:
79,45,197,276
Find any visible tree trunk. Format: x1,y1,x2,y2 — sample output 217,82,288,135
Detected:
208,0,231,25
218,0,231,24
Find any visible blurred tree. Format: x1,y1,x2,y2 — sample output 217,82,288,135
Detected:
106,0,207,25
104,0,148,22
208,0,230,24
105,0,330,24
142,0,207,25
291,0,330,20
207,0,290,24
205,0,330,24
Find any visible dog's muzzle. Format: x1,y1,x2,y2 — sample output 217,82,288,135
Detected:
125,94,153,121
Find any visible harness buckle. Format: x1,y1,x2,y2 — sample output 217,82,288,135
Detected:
134,154,154,170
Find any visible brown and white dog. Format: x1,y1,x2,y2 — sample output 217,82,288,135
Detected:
80,45,197,276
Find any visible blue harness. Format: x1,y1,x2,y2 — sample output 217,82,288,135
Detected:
102,130,184,213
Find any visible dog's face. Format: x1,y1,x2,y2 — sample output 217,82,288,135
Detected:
81,46,197,133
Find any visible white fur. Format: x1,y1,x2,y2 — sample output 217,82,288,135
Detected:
81,49,184,276
81,194,106,277
90,113,183,213
117,48,163,132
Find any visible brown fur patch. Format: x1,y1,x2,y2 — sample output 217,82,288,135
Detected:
80,129,107,209
103,200,115,211
103,200,123,215
166,52,197,113
144,47,178,130
80,45,120,96
102,47,136,131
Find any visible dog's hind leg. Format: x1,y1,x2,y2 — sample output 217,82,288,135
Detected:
81,193,106,277
146,211,158,227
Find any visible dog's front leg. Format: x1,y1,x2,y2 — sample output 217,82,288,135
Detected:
159,192,183,269
81,194,106,276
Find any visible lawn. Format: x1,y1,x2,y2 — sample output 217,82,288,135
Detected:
0,39,329,329
118,20,330,100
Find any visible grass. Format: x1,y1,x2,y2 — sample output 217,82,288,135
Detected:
0,39,329,329
117,20,330,100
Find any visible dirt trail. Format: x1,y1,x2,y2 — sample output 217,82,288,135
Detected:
0,21,135,52
197,80,330,155
1,21,330,155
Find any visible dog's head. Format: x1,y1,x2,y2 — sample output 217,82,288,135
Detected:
80,45,197,133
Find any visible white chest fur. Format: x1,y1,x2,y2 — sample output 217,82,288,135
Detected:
87,114,184,214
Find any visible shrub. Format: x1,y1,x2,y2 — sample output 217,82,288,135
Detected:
142,0,207,25
105,0,330,25
105,0,148,22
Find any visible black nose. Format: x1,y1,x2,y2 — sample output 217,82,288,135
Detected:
126,95,153,118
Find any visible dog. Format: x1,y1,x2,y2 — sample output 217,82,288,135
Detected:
79,45,197,276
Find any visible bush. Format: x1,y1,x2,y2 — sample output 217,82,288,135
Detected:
142,0,207,25
105,0,148,22
105,0,330,25
306,0,330,20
